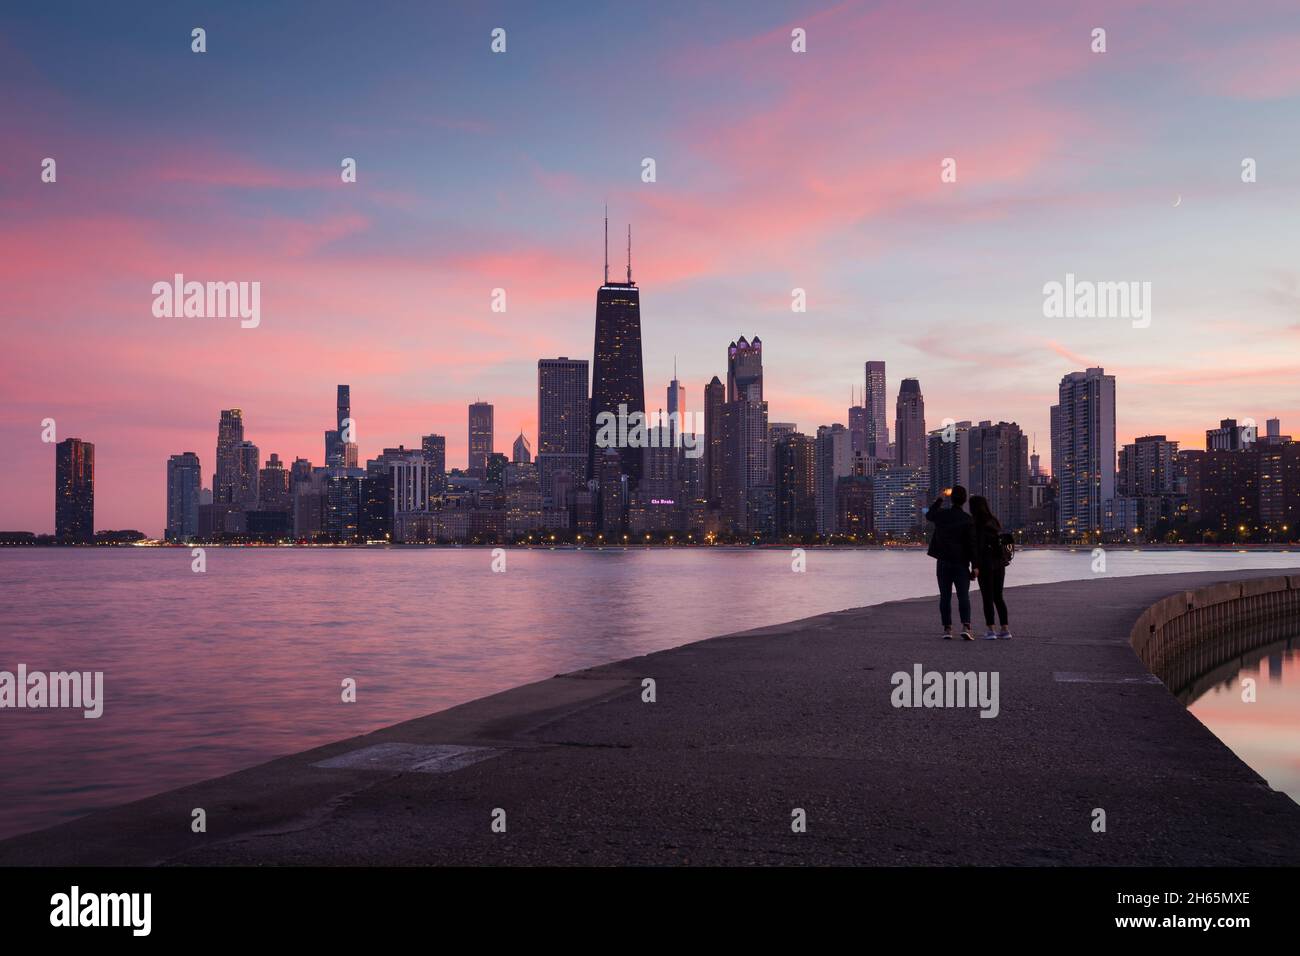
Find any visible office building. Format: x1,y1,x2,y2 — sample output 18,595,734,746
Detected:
55,438,95,544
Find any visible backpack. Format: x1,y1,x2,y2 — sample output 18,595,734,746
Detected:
999,532,1015,566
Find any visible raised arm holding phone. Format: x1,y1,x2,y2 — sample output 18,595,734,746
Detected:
925,485,976,640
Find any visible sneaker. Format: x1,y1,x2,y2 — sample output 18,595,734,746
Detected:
982,630,998,640
999,630,1013,640
961,630,974,641
942,632,953,640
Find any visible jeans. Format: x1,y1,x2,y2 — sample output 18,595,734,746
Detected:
936,559,971,628
978,564,1008,627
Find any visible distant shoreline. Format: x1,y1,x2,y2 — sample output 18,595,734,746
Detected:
2,542,1296,552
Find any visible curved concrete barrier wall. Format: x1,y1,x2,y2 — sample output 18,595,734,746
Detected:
1129,574,1300,694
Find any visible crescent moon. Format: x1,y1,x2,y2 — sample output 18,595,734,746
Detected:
1173,194,1182,207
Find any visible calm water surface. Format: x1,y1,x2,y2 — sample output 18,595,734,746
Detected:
2,547,1298,840
1187,640,1300,804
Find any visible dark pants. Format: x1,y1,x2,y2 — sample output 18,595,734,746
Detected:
978,564,1008,626
936,560,971,628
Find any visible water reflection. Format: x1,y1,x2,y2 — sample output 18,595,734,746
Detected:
1188,634,1300,804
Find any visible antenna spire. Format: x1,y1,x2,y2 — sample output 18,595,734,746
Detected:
603,205,609,285
626,224,632,283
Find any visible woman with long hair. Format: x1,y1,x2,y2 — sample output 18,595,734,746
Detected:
969,495,1011,640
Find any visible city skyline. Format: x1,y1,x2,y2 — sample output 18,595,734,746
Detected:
5,2,1300,532
20,351,1299,541
12,237,1300,539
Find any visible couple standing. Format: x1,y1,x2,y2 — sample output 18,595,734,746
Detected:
924,485,1013,641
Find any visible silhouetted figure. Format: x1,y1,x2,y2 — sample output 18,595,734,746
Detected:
970,495,1012,639
926,485,975,639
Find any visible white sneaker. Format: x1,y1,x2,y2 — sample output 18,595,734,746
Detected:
999,630,1013,640
960,629,974,641
982,630,998,640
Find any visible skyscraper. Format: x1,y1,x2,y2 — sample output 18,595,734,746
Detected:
326,385,352,467
257,453,291,512
236,441,260,509
166,451,202,542
864,361,888,458
967,421,1030,530
468,401,494,478
512,432,532,464
704,376,725,506
1050,367,1116,537
214,409,244,504
814,423,853,535
848,388,869,458
773,431,816,538
727,336,763,402
421,434,447,498
667,363,687,449
537,357,589,505
55,438,94,544
894,378,926,467
721,337,770,534
324,475,363,542
926,420,972,501
588,217,646,484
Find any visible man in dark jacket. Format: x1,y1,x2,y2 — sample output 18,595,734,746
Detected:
925,485,976,640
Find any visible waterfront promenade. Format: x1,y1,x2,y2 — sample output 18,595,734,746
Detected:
2,568,1298,866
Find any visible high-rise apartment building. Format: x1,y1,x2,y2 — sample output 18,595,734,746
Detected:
166,451,202,542
967,420,1030,531
1050,367,1116,537
773,431,816,538
55,438,95,544
926,420,972,501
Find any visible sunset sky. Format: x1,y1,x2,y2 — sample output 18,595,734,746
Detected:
3,0,1300,535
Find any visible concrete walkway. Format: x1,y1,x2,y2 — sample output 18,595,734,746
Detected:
3,568,1298,866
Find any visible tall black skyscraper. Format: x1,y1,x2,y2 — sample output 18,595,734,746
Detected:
894,378,926,468
588,214,646,484
326,384,351,467
55,438,94,544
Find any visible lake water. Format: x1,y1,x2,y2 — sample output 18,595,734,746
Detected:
1,547,1298,841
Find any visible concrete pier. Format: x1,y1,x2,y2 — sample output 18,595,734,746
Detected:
2,568,1298,866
